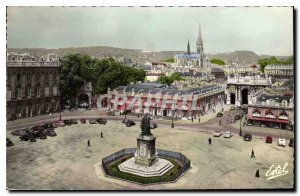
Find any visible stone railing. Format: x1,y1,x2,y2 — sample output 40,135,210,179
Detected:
7,61,60,67
102,148,191,184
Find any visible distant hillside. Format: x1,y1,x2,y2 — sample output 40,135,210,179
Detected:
7,47,291,64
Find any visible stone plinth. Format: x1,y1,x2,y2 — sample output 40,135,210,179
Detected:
134,134,156,166
118,157,174,177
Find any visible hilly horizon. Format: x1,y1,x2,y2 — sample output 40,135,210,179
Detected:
7,46,292,64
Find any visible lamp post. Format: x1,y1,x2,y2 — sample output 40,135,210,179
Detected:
171,109,177,128
239,112,243,136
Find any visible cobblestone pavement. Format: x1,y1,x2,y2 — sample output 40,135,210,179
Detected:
7,119,294,190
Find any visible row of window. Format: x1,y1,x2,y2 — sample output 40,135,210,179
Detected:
7,72,59,83
7,86,58,100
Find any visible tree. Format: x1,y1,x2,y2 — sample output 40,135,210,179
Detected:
210,58,225,66
158,72,184,86
59,53,146,99
257,56,294,73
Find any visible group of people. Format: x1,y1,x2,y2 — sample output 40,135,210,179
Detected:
87,132,104,147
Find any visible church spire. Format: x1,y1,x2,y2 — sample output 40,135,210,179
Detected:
196,23,203,54
187,38,190,55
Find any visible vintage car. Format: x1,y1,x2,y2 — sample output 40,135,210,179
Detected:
64,120,73,126
80,118,86,124
46,129,57,137
265,136,273,143
106,111,115,116
11,129,22,136
126,120,136,127
213,131,222,137
89,119,97,124
71,119,78,124
19,134,31,141
6,138,14,147
244,133,252,141
54,120,65,127
96,118,107,125
216,112,223,117
224,131,233,138
29,136,37,142
278,138,286,147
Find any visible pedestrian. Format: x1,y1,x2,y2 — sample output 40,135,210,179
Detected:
255,169,260,178
208,138,212,145
219,120,221,125
49,113,52,118
251,149,255,158
87,139,91,147
101,132,103,138
198,118,200,123
191,117,193,122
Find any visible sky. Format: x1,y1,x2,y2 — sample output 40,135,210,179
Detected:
7,7,293,56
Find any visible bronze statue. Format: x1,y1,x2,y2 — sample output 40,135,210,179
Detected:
140,113,152,136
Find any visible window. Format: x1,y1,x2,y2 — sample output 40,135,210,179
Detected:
45,73,49,81
7,88,12,100
36,86,40,97
27,73,32,82
16,105,21,117
53,85,57,96
27,86,32,98
36,74,40,82
16,87,22,99
17,74,21,82
7,73,11,84
44,85,50,97
45,102,49,112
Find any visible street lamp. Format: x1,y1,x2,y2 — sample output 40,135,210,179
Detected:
171,109,177,128
239,111,243,136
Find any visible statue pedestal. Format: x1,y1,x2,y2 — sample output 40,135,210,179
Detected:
134,134,156,167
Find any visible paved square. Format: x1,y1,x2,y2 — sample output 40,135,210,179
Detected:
7,120,294,190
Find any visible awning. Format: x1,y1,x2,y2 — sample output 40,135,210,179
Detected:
248,116,289,123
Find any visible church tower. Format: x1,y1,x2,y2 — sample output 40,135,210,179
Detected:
187,38,191,55
196,23,205,68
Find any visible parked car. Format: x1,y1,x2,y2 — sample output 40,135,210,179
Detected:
96,118,107,125
11,129,22,136
29,136,37,142
71,119,78,124
64,120,73,126
266,136,273,143
121,119,128,124
42,123,55,130
126,120,136,127
247,122,253,126
217,112,223,117
19,134,30,141
230,106,235,111
224,131,232,138
80,118,86,124
244,133,252,141
6,138,14,147
213,131,222,137
106,111,115,116
46,129,57,137
278,138,286,147
89,119,97,124
289,138,294,147
54,120,65,127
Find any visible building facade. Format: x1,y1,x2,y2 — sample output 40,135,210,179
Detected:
101,82,225,118
264,64,294,80
6,53,61,121
226,74,272,106
247,94,294,130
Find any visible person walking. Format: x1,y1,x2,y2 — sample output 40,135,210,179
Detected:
87,140,91,147
198,118,200,123
101,132,104,138
255,169,260,178
219,120,221,125
208,138,212,145
251,149,255,158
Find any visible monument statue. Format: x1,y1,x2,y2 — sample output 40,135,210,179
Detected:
135,113,157,166
140,113,152,136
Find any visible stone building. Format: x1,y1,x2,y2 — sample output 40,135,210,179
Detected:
6,53,60,120
226,74,272,106
247,93,294,130
101,82,225,118
264,64,294,80
174,24,210,71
